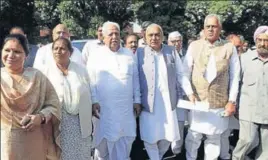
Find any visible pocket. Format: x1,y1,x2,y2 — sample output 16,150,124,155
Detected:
243,76,256,86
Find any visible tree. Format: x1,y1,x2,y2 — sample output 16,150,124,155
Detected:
0,0,35,45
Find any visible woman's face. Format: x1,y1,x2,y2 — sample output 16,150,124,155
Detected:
1,39,26,71
52,39,71,65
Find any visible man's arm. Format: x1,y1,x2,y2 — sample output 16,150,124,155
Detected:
82,42,91,65
87,54,98,104
133,53,141,104
33,46,46,70
228,47,241,102
175,47,193,96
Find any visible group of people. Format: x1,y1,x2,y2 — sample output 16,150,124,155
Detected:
1,13,267,160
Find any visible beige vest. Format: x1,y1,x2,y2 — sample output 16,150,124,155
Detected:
190,39,233,108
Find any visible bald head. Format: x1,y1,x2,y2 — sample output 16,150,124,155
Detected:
145,24,163,51
52,24,70,41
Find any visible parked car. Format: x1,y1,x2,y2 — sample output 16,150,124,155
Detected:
71,39,93,52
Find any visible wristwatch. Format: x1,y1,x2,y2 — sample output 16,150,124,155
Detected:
39,113,46,124
228,101,236,105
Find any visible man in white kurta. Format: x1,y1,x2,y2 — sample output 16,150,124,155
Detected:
168,31,188,155
137,24,193,160
183,14,240,160
33,24,83,71
82,25,104,65
88,21,141,160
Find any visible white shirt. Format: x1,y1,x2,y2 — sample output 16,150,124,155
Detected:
139,50,192,143
183,40,240,135
138,38,146,47
82,39,104,65
88,46,140,146
33,43,84,71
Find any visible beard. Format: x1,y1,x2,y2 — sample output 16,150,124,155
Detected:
257,45,268,56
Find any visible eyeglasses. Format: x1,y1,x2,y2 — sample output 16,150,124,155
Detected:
170,40,182,43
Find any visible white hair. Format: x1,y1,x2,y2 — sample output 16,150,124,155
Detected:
102,21,120,36
168,31,183,41
146,23,164,38
204,14,222,27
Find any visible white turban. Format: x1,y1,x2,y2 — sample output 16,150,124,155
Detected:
254,26,268,42
168,31,182,40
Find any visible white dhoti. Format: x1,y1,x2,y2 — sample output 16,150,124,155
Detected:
185,109,229,160
144,140,171,160
185,129,221,160
171,121,185,155
94,137,135,160
171,108,188,155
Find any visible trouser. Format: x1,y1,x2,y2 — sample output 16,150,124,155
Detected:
220,129,231,159
185,129,221,160
94,137,135,160
232,120,268,160
144,140,171,160
171,121,185,155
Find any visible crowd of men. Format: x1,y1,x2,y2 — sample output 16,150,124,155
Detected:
4,13,268,160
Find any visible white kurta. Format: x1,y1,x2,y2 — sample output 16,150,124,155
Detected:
87,46,140,147
139,51,185,144
82,39,103,65
33,43,84,71
183,41,240,135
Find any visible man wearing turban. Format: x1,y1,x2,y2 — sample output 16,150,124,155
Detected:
232,26,268,160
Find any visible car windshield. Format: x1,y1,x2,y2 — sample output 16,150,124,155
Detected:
71,41,87,52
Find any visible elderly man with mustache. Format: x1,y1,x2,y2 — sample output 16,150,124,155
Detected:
136,23,193,160
183,14,240,160
232,26,268,160
88,21,141,160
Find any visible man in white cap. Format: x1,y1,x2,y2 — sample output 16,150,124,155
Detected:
168,31,184,59
232,25,268,160
138,21,152,47
168,31,187,156
33,24,83,71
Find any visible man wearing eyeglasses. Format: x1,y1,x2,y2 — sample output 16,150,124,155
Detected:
168,31,184,59
232,26,268,160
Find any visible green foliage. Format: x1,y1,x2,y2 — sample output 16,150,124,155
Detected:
2,0,268,45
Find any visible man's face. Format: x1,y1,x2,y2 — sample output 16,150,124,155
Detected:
52,24,70,41
256,33,268,56
97,26,103,41
103,24,120,52
125,35,138,53
168,37,182,52
146,26,162,51
204,17,221,43
242,42,249,52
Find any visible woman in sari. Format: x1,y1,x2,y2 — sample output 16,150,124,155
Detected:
42,37,92,160
1,34,61,160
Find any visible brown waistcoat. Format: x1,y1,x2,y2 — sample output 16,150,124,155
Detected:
190,39,234,108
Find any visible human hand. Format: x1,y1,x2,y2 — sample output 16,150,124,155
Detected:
224,102,236,117
92,103,101,119
22,114,42,132
188,94,196,104
133,103,142,117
